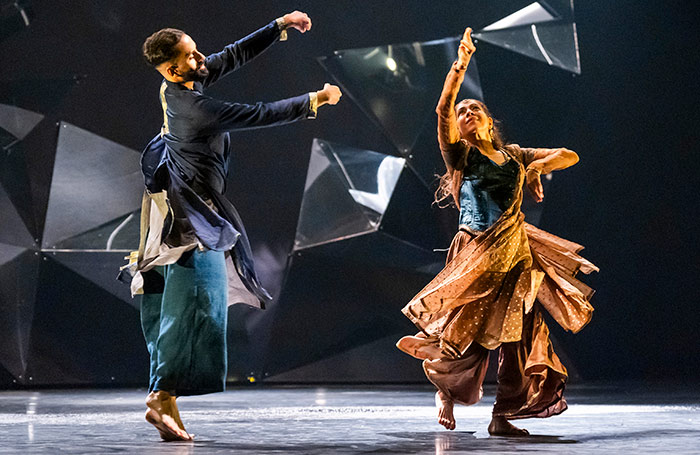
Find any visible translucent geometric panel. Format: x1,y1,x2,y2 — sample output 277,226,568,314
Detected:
265,334,426,383
54,210,139,251
0,249,39,381
0,103,44,148
0,140,40,241
0,183,34,248
0,77,80,115
294,139,405,251
540,0,575,21
319,39,483,154
264,236,444,378
483,2,558,31
49,252,136,308
24,255,146,385
0,243,26,267
42,122,143,249
475,2,580,74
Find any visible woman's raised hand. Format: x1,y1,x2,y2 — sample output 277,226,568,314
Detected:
457,27,476,70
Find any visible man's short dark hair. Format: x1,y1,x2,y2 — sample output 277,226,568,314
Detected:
142,28,185,67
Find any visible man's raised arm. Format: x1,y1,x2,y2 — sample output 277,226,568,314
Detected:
202,11,312,88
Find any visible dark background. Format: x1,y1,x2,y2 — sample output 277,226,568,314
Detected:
2,0,699,386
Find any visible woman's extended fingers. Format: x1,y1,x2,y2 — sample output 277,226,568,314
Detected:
460,27,476,54
462,27,472,43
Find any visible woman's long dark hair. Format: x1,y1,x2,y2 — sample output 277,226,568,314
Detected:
435,99,506,209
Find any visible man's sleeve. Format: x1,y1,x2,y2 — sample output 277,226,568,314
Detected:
197,93,316,133
202,20,283,88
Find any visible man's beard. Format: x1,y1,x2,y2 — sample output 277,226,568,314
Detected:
182,65,209,82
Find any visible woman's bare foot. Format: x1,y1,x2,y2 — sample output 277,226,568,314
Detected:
397,335,442,360
488,416,529,436
435,391,456,430
145,391,192,441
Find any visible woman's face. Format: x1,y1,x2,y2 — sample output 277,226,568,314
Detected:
455,99,492,140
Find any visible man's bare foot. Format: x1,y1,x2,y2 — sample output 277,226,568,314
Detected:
169,396,192,437
397,335,442,360
145,391,192,441
435,391,456,430
488,416,529,436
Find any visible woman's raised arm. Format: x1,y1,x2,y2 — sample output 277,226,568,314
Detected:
436,28,476,171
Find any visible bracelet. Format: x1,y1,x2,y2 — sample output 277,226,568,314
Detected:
275,17,288,41
526,167,542,175
452,61,467,72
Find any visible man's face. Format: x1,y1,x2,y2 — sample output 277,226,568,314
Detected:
169,34,208,82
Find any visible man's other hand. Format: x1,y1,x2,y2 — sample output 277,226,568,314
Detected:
283,11,312,33
317,83,342,106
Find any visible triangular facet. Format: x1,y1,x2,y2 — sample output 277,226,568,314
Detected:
0,183,34,248
0,243,26,267
0,142,41,240
380,166,456,252
42,122,143,248
25,256,145,385
483,2,558,31
0,103,44,145
53,210,140,251
294,139,402,251
265,334,426,383
264,244,438,377
539,0,575,21
474,22,580,74
0,249,39,381
319,38,483,154
0,77,80,116
48,252,136,308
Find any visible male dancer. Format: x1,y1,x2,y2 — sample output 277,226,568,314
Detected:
131,11,341,441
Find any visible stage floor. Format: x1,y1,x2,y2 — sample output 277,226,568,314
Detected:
0,384,698,454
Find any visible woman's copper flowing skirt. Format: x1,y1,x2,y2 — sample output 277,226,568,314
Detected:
400,221,597,419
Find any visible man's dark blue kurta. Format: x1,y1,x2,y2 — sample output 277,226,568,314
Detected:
142,19,313,307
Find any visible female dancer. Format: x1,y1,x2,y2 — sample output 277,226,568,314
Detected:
397,27,598,435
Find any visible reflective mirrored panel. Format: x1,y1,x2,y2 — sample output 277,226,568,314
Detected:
474,21,580,74
0,249,39,382
319,38,483,154
539,0,575,21
42,122,143,249
294,139,405,251
0,104,43,149
0,184,34,248
53,210,139,251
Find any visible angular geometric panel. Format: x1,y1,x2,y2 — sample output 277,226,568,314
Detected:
0,249,40,382
263,235,443,379
0,77,81,116
54,210,139,251
294,139,405,251
474,22,580,74
49,251,137,308
0,103,44,149
474,1,580,74
24,255,147,385
0,144,41,241
483,2,558,31
265,334,426,383
379,163,456,253
319,38,483,155
42,122,143,249
0,183,34,248
0,243,26,267
540,0,575,21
